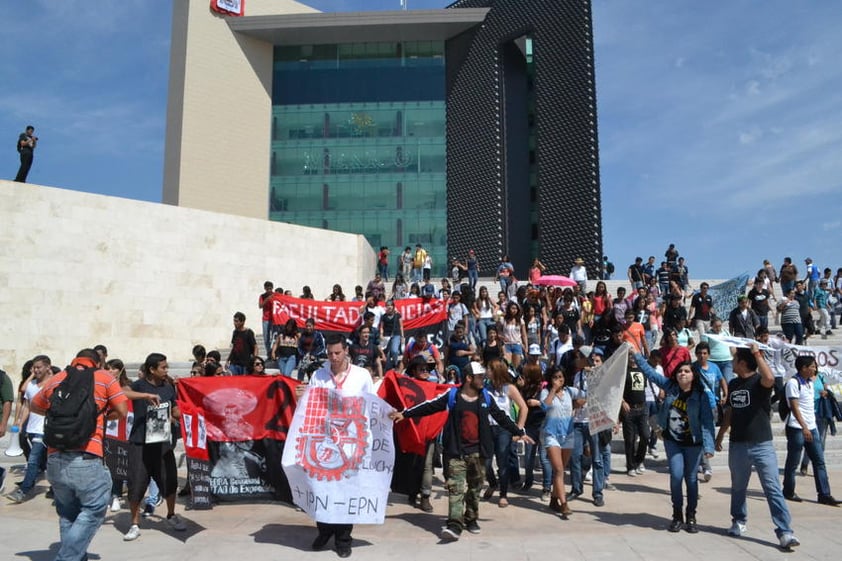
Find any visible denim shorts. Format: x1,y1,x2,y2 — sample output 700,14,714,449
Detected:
543,431,575,450
504,343,524,356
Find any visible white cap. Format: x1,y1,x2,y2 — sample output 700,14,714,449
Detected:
468,361,486,377
528,343,542,355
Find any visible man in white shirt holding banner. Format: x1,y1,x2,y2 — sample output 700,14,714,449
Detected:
286,333,394,558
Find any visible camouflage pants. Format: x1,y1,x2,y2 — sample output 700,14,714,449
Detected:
445,453,485,530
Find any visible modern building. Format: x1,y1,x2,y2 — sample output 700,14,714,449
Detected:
164,0,602,278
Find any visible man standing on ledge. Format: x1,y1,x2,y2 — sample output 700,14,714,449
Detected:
15,125,37,182
296,333,373,558
715,345,800,551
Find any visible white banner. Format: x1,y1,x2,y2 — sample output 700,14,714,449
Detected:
778,342,842,395
587,343,630,434
282,387,395,524
704,333,773,351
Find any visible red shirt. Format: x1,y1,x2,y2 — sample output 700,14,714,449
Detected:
260,291,277,322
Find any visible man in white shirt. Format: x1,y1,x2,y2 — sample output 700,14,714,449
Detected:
7,355,52,503
297,334,374,558
570,257,588,293
781,355,839,506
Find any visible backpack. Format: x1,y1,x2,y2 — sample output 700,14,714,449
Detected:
606,262,615,274
777,376,803,422
44,367,104,451
447,386,493,410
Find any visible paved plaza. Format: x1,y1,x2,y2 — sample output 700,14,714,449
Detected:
1,451,840,561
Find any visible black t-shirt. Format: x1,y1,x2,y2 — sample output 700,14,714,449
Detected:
453,393,481,455
380,312,401,337
18,133,32,153
482,341,503,364
624,368,646,406
629,264,644,282
350,341,378,368
129,378,176,449
727,373,773,443
747,288,771,315
663,305,687,330
230,328,256,366
691,293,713,321
664,391,694,446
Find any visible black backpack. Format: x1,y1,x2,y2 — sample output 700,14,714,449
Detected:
777,377,803,422
44,367,103,451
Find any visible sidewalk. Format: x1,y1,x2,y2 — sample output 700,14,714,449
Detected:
1,454,839,561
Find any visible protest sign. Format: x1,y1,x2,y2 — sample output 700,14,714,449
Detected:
282,387,395,524
587,343,630,434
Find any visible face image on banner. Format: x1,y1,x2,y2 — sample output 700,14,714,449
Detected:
282,387,395,524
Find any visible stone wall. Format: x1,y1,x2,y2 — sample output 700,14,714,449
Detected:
0,180,374,380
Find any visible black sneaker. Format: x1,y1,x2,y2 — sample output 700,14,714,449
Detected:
668,518,683,533
818,494,841,506
465,520,481,534
440,525,461,541
44,488,54,500
784,493,803,502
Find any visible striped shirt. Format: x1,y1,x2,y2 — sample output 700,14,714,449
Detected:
32,368,127,457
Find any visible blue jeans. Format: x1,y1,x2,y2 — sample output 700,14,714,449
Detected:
522,423,551,489
570,423,605,499
145,478,160,507
467,269,478,290
713,359,734,383
664,440,702,512
378,262,389,282
21,433,47,494
278,355,297,377
385,336,402,370
485,425,513,498
757,315,769,330
262,320,272,357
728,440,792,536
783,426,831,498
47,452,112,561
499,276,512,296
476,318,495,346
228,364,246,375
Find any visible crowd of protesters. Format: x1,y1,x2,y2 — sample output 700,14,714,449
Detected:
4,245,842,556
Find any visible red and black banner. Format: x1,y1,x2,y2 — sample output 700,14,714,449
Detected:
377,370,454,455
176,376,300,506
272,295,448,344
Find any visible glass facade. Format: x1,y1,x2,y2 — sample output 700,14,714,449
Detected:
270,43,447,278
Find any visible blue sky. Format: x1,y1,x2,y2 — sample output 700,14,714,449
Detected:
2,0,840,279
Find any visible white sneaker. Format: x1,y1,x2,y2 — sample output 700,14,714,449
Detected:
648,447,659,459
635,464,646,475
167,514,187,531
703,469,712,482
110,496,121,512
779,532,800,549
727,521,746,537
627,469,637,477
123,524,141,541
585,469,593,482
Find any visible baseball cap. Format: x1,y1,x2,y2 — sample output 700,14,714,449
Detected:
463,361,486,381
528,343,542,355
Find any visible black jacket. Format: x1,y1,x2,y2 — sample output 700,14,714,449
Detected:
402,387,525,459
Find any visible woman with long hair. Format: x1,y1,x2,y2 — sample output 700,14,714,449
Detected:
482,326,504,365
473,285,497,346
592,281,613,328
500,302,528,369
326,284,345,302
634,355,715,532
409,283,421,298
271,319,300,378
519,362,551,495
524,305,542,348
540,364,581,517
482,358,528,507
391,274,409,300
247,356,266,375
659,327,691,379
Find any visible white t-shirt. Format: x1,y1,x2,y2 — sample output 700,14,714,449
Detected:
309,362,373,396
24,380,46,435
785,376,816,430
365,305,385,330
